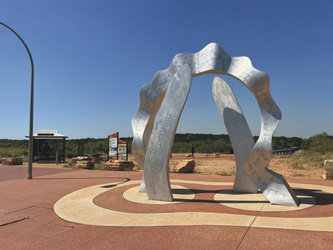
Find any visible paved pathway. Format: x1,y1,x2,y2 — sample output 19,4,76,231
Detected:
1,165,333,249
0,164,75,182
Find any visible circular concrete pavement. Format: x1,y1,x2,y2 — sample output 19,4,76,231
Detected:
54,180,333,231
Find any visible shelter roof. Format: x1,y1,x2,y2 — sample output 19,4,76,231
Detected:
26,130,68,139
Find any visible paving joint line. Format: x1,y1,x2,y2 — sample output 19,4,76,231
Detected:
4,206,35,215
0,216,30,227
45,221,75,229
119,195,164,227
236,204,264,249
4,205,52,215
73,225,123,249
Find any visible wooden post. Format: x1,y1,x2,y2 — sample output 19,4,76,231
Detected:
56,151,59,165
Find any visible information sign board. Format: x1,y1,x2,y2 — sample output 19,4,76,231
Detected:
108,132,118,157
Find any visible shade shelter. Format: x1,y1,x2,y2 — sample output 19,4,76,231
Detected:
26,130,67,163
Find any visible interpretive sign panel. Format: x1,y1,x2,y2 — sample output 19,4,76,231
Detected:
118,140,127,155
108,132,118,158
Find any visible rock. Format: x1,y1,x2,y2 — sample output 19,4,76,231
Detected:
103,160,134,171
323,159,333,180
71,156,91,163
1,157,23,165
92,153,101,163
1,158,13,165
13,158,23,165
69,156,93,168
75,161,94,169
169,160,195,173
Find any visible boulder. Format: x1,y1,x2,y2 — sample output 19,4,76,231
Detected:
69,157,93,169
92,153,101,163
169,160,195,173
1,158,13,165
13,158,23,165
323,159,333,180
1,157,23,165
103,160,134,171
75,161,94,169
71,156,91,163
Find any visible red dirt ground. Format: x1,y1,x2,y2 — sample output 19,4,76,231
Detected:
161,153,325,180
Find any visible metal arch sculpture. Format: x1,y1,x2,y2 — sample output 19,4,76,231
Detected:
131,43,299,207
212,77,258,194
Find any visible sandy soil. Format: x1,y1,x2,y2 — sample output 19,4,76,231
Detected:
16,153,324,180
166,153,324,179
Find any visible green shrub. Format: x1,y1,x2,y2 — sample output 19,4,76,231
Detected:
0,147,28,158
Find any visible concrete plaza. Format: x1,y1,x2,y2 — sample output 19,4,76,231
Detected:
1,164,333,249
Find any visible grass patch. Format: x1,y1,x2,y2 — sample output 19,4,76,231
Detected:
93,163,105,170
217,170,236,176
292,162,305,170
291,172,311,178
62,163,76,168
291,151,332,163
193,168,216,175
194,168,235,176
309,163,323,169
195,160,229,167
287,151,326,171
0,147,28,159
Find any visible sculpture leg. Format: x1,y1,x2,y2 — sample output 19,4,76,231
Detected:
244,144,299,206
139,175,146,193
143,65,192,201
212,77,258,193
132,80,167,193
213,77,299,206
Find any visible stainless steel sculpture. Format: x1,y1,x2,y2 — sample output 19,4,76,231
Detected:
132,43,299,206
144,65,192,201
212,77,298,206
212,77,258,194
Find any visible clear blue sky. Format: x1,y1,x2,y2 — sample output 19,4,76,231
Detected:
1,0,332,139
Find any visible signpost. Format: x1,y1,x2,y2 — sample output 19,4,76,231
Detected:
78,142,84,156
118,140,128,160
108,132,128,160
108,132,119,160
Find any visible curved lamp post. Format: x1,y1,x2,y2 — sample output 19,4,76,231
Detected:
0,22,34,179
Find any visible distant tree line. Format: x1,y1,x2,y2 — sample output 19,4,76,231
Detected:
0,139,29,148
172,134,233,154
0,139,29,158
0,132,333,158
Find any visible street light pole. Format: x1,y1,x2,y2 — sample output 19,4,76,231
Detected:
0,22,34,179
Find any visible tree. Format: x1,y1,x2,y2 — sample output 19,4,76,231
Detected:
307,132,333,154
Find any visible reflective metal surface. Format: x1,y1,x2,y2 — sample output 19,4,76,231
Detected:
143,65,191,201
213,77,299,206
212,77,258,193
132,43,299,206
